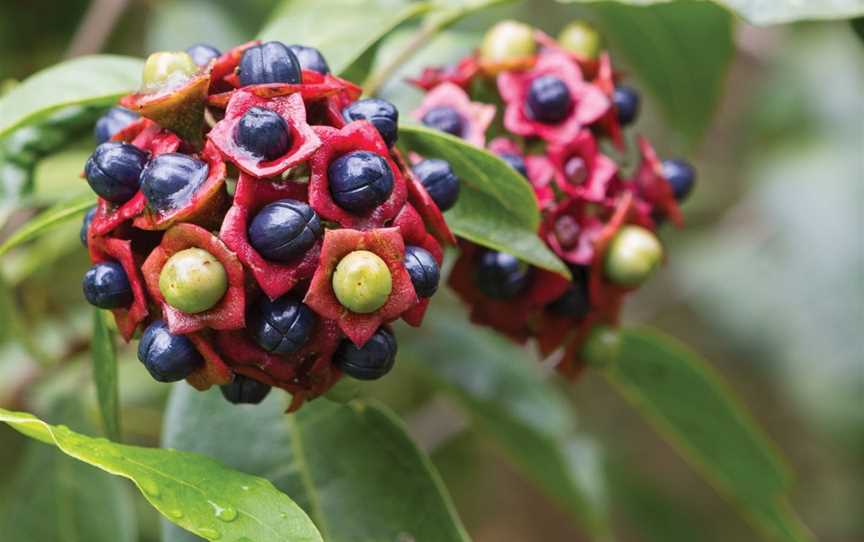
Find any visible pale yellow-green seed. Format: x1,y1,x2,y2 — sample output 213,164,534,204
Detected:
558,21,602,60
582,325,621,369
604,225,663,287
332,250,392,314
142,51,198,92
159,248,227,314
480,20,537,64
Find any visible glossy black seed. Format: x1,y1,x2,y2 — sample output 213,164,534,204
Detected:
333,327,397,380
80,206,96,248
186,43,221,67
82,261,133,309
94,107,139,144
421,106,465,137
234,107,292,161
139,153,209,213
220,375,272,404
411,158,460,211
328,150,394,213
238,41,302,86
248,295,318,354
342,98,399,148
475,250,532,299
404,245,440,298
547,265,590,318
248,199,322,262
288,44,330,74
137,320,204,382
84,142,149,204
612,85,640,126
525,75,572,124
661,159,697,202
498,152,528,178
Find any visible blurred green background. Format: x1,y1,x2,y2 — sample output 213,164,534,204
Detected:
0,1,861,541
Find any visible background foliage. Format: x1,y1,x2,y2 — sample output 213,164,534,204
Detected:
0,1,861,541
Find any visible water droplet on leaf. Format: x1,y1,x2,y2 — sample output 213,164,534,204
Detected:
196,527,221,540
140,478,160,498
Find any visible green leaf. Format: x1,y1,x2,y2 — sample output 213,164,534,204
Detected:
0,399,137,542
400,307,613,539
0,193,95,258
163,386,470,542
91,309,120,441
258,0,434,78
585,1,734,145
399,124,569,276
0,55,143,139
0,407,323,542
606,327,814,542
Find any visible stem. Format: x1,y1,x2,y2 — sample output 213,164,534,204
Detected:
363,20,443,97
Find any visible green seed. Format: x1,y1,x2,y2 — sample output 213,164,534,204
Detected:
332,250,392,314
582,325,621,369
142,51,198,92
159,248,228,314
480,20,536,64
558,21,602,60
604,225,663,287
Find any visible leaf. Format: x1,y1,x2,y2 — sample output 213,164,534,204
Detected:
606,327,814,542
586,1,734,145
399,124,569,276
258,0,434,78
163,386,470,542
0,407,323,542
91,309,121,441
0,55,143,139
400,307,614,539
560,0,864,25
0,398,137,542
0,192,95,258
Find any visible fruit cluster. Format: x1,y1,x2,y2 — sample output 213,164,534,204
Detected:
80,41,455,409
410,20,696,376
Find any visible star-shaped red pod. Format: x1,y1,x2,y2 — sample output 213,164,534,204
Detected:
593,52,625,150
208,90,321,178
87,233,150,342
304,227,417,346
541,197,611,266
214,316,342,393
209,40,260,93
632,136,683,227
308,122,407,229
208,69,345,108
447,241,569,342
133,139,229,231
393,204,443,327
407,56,481,91
141,223,245,334
394,149,456,246
412,82,496,148
305,75,363,127
219,173,320,300
89,119,181,237
548,129,618,202
185,332,234,390
497,48,609,145
120,71,210,149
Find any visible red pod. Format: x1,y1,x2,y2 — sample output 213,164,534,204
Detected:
308,122,407,229
393,204,443,327
87,234,150,342
394,149,456,246
304,228,418,346
121,72,210,148
631,136,683,227
209,69,344,108
133,139,229,231
412,82,496,148
407,56,481,91
90,119,182,237
498,48,609,145
185,331,234,390
447,241,569,342
141,223,245,334
487,138,556,210
593,52,625,150
548,129,618,203
208,90,321,178
219,173,321,300
541,198,610,266
208,40,260,93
